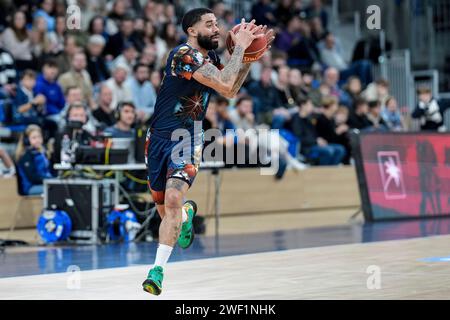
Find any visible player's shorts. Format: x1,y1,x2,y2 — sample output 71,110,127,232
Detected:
145,128,203,204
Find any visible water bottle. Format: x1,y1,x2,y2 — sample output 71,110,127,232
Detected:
61,134,71,164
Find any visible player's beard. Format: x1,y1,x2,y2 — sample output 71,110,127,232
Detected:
197,32,219,50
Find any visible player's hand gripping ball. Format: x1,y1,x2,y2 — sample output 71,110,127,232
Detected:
226,23,268,63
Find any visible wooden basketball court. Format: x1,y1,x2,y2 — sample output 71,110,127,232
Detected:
1,234,449,299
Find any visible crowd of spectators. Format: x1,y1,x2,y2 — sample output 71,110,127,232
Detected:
0,0,448,193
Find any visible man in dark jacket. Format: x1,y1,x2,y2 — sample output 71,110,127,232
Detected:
285,97,345,165
412,87,450,131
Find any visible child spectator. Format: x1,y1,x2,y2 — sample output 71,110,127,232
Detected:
382,96,405,131
367,100,388,131
412,87,450,132
15,125,53,195
12,70,46,125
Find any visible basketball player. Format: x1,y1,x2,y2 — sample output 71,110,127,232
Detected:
142,8,274,295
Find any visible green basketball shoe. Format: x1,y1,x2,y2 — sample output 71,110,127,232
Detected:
177,200,197,249
142,265,164,295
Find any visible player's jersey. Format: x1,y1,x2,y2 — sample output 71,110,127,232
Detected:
148,43,223,134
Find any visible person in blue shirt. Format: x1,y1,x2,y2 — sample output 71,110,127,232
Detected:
125,63,156,123
142,8,274,296
33,59,65,121
15,125,53,195
104,101,136,138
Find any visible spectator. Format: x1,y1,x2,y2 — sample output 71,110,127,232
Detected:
247,67,283,125
319,32,372,86
412,87,450,132
343,76,362,108
30,16,55,60
0,11,33,71
104,63,132,110
251,0,276,27
33,59,65,121
274,0,296,27
382,96,405,131
104,15,135,59
111,41,138,72
362,78,390,108
15,124,53,195
160,22,180,50
305,0,328,30
138,45,158,71
367,100,388,130
52,102,94,164
88,15,109,42
347,98,372,130
150,69,162,93
288,68,308,103
274,16,302,58
125,63,156,123
33,0,56,32
48,15,66,55
86,35,110,84
58,51,94,107
321,67,352,107
134,20,167,63
92,84,115,129
12,70,46,125
310,16,326,44
315,97,350,161
104,101,136,138
286,97,345,165
55,35,80,74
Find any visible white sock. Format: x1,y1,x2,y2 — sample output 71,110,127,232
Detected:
181,206,188,223
154,243,173,268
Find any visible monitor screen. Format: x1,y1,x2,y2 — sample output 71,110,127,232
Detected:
352,132,450,221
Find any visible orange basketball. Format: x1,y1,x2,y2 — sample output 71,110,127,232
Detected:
226,23,267,63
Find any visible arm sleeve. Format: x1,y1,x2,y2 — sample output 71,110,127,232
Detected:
171,46,205,80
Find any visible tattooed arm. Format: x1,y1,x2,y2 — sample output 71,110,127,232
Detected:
229,63,251,97
192,45,246,98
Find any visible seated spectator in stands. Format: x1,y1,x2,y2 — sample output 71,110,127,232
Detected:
104,63,133,110
58,51,94,108
88,15,109,42
104,102,136,138
316,96,350,162
52,102,94,164
30,15,56,61
309,82,331,108
55,35,80,74
125,63,156,123
15,125,53,195
0,11,33,72
12,70,46,125
288,68,308,104
321,67,352,107
247,67,283,125
48,15,66,56
86,35,110,84
229,96,256,131
33,0,56,32
251,0,276,26
362,78,390,108
275,65,296,108
286,97,345,165
318,32,372,86
150,69,162,93
104,15,135,59
367,100,388,131
276,15,320,69
274,0,296,28
92,84,115,129
33,59,65,123
310,16,326,44
0,147,15,177
347,98,372,130
412,87,450,132
381,96,405,131
111,41,138,73
343,76,362,108
306,0,328,29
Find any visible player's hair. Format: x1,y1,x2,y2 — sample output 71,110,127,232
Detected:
181,8,214,34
